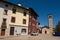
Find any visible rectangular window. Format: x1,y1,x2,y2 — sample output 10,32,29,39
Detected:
5,4,8,7
4,10,8,15
23,19,26,24
21,29,26,33
11,17,15,23
12,9,16,14
1,18,7,29
3,19,6,22
3,18,6,25
23,12,26,16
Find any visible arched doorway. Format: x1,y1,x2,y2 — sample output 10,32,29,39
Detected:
45,31,47,34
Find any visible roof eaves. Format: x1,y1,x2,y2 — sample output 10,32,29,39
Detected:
29,8,39,17
1,0,29,10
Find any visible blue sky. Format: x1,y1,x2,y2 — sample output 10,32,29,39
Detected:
5,0,60,27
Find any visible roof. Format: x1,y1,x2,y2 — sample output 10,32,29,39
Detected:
48,14,52,15
29,8,39,17
1,0,39,16
0,0,28,10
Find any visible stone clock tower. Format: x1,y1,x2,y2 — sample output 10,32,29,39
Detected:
48,14,53,34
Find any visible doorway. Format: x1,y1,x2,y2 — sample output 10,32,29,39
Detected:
10,27,14,35
1,29,5,36
45,31,47,34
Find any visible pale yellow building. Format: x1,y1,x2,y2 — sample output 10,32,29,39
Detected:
0,1,29,36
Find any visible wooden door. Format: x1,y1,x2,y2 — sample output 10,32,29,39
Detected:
1,29,5,36
10,27,14,35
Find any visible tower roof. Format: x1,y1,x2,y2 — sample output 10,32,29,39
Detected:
48,14,52,16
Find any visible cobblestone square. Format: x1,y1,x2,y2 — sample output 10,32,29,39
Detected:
0,34,60,40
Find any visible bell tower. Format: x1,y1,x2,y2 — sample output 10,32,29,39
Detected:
48,14,53,34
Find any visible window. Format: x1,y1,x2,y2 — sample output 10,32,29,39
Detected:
49,16,52,18
5,4,8,7
3,18,6,24
21,29,26,33
23,19,26,24
23,12,26,16
12,9,16,14
4,10,8,15
11,17,15,23
1,18,7,28
3,18,6,22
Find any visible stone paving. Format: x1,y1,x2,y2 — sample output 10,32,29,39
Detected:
0,34,60,40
